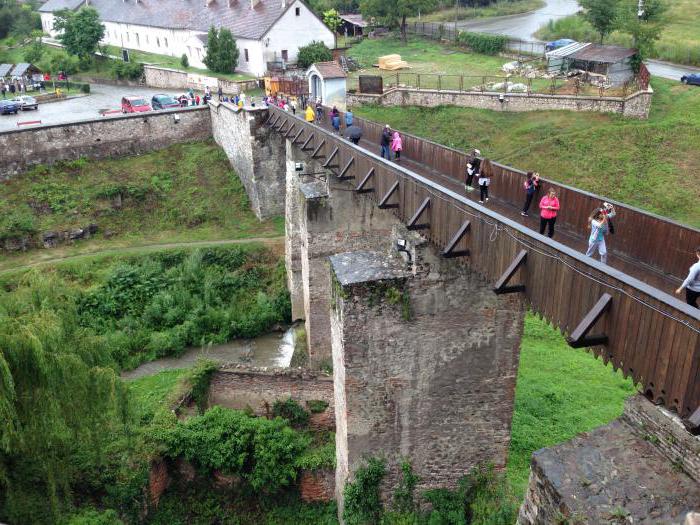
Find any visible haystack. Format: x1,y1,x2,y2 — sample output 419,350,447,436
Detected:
378,54,409,71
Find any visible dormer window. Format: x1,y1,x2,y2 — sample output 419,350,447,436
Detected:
295,6,300,15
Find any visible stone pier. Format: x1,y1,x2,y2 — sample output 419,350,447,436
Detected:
329,231,525,516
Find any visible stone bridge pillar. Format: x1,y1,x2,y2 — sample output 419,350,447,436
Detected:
329,230,526,518
285,142,395,365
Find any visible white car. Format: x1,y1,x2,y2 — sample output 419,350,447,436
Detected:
12,95,38,111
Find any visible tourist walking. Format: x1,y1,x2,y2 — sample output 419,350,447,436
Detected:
465,149,481,192
478,159,491,203
290,98,296,115
676,246,700,308
217,85,223,100
305,104,315,123
380,125,392,160
585,203,616,264
521,171,539,216
345,108,353,127
331,112,341,133
391,131,402,161
315,99,323,119
346,125,362,144
538,188,560,238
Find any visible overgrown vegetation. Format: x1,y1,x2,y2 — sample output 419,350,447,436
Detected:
354,76,700,227
457,31,509,55
0,141,283,268
297,40,333,69
0,0,40,40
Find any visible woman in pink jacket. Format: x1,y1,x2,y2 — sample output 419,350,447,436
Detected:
539,188,560,238
391,131,403,161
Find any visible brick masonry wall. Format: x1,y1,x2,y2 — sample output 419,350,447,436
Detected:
0,106,212,178
299,469,335,502
208,365,335,430
347,87,653,119
209,102,286,219
622,395,700,482
330,235,525,513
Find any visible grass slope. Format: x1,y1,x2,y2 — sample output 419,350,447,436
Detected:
536,0,700,67
508,315,635,495
354,77,700,227
0,140,284,267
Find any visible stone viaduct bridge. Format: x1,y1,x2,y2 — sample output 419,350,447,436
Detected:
213,102,700,523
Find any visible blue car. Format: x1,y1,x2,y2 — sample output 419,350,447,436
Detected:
681,73,700,86
545,38,576,52
0,100,19,115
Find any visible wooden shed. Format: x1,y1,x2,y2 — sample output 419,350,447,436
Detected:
546,43,638,86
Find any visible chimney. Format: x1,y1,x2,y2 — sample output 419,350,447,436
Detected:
250,0,260,9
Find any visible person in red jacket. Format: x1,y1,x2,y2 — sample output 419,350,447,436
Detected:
539,188,560,238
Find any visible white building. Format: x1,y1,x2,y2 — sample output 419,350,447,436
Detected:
307,61,346,110
39,0,335,77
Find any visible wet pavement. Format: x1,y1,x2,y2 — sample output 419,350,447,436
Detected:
121,326,295,380
0,83,182,132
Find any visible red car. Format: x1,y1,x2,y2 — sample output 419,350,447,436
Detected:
121,96,151,113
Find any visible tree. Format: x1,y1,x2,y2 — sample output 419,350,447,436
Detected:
53,7,105,61
203,26,239,74
180,53,189,68
323,8,342,48
579,0,621,43
360,0,436,43
23,37,44,63
296,40,333,69
618,0,668,60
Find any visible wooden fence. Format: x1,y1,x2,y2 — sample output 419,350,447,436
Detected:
267,105,700,422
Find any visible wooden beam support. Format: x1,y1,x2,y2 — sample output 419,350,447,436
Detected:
322,146,339,169
267,115,279,127
355,168,375,193
566,293,613,349
278,121,288,133
301,133,314,151
337,157,355,181
312,139,326,159
407,197,431,230
284,123,296,138
441,220,470,258
378,181,400,209
292,128,304,144
493,249,527,294
682,406,700,435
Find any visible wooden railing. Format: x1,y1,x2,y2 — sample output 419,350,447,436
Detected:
267,105,700,422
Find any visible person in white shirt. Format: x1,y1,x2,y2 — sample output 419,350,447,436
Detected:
676,246,700,308
585,203,616,264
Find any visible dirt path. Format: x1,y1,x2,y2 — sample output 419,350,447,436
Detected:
0,236,285,275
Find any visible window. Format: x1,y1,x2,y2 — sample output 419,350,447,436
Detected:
156,37,160,47
126,32,130,42
135,33,140,46
145,34,149,44
295,6,300,15
281,49,288,61
244,49,249,62
164,37,168,47
187,46,192,57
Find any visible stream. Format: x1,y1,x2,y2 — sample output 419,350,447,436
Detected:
121,326,296,380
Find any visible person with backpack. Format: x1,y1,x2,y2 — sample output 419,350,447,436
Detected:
391,131,403,161
464,149,481,193
478,159,492,204
331,112,341,133
345,108,354,127
676,246,700,308
538,188,560,238
585,203,616,264
521,172,539,216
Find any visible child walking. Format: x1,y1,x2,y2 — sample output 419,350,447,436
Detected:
391,131,403,161
478,159,491,204
521,171,539,216
464,149,481,193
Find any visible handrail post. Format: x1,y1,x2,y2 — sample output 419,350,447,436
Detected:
460,75,463,92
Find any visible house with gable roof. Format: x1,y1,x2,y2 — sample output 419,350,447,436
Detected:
39,0,335,77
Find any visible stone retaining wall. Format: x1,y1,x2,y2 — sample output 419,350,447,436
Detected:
0,106,211,178
208,365,335,430
347,87,653,119
144,65,258,95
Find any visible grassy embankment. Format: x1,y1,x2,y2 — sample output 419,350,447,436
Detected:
349,38,700,227
410,0,545,23
535,0,700,66
0,140,284,272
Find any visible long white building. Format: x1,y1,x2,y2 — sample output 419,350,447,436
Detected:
39,0,335,77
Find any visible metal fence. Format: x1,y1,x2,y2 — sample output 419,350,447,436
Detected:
267,105,700,421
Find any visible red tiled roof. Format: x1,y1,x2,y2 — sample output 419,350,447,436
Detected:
311,61,346,78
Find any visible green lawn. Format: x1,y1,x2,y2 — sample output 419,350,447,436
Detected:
536,0,700,67
0,140,284,270
410,0,545,23
126,368,187,420
507,314,636,495
354,76,700,227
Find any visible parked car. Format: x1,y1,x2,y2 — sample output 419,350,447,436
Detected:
151,94,180,110
0,100,19,115
545,38,576,52
13,95,38,110
121,96,151,113
680,73,700,86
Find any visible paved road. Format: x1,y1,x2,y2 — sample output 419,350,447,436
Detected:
454,0,698,80
0,83,182,132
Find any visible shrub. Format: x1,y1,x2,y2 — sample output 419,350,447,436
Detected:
110,60,144,80
23,40,44,63
297,40,333,69
343,457,386,525
184,359,218,413
457,32,508,55
49,52,80,74
80,83,90,93
306,399,328,414
392,461,420,515
0,206,37,241
272,397,310,427
180,53,189,68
